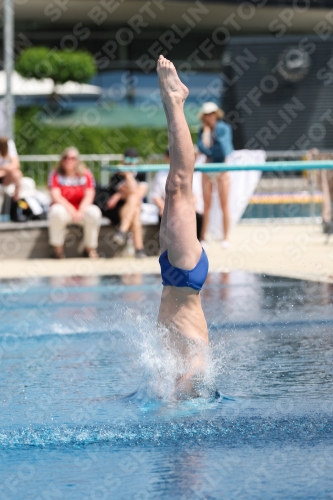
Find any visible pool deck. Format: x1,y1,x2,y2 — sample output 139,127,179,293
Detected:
1,223,332,282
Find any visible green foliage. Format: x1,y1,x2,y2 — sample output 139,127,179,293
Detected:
15,47,96,85
15,107,197,157
15,47,50,79
15,107,198,185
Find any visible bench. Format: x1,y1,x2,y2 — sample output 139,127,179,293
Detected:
0,218,160,259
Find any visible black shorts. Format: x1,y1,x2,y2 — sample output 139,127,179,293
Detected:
104,200,125,227
0,176,3,185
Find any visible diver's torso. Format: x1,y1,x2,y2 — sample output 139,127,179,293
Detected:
158,286,208,344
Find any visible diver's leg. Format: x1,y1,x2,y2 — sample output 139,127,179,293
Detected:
159,178,169,254
157,55,201,270
157,56,208,396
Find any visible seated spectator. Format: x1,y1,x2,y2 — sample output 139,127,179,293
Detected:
97,148,148,258
0,137,24,221
48,147,101,259
150,147,204,240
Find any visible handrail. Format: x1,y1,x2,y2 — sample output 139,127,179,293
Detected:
19,154,123,161
102,160,333,173
17,151,333,162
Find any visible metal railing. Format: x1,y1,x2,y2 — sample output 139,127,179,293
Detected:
18,151,333,184
19,154,123,187
103,160,333,173
19,150,320,185
15,151,333,224
143,151,332,222
103,159,333,224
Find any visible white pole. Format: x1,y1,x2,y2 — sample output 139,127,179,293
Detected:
4,0,14,139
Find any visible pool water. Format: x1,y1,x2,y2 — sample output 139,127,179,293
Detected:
0,272,333,499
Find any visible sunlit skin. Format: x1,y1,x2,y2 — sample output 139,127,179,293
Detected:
0,154,22,201
152,151,200,218
49,149,97,257
106,157,147,250
156,55,208,396
201,111,219,130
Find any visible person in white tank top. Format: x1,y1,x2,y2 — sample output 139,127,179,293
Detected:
0,138,22,201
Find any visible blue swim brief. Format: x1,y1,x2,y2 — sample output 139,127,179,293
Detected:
159,247,209,291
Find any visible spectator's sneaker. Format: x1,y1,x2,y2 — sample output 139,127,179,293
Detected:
10,200,27,222
221,240,231,250
112,230,127,246
323,221,333,234
51,247,66,259
84,248,99,259
135,249,147,258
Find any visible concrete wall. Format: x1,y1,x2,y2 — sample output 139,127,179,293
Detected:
0,220,160,259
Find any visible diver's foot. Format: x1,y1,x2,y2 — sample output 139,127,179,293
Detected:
157,55,189,105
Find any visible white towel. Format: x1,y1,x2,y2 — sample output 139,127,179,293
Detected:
208,150,266,239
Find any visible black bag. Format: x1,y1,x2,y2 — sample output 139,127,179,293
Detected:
94,185,113,216
11,197,47,221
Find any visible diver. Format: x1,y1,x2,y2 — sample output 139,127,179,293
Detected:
157,55,209,398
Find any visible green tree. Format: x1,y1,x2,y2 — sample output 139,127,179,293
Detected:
16,47,96,90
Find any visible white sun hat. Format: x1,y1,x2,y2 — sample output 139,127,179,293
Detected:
198,102,224,120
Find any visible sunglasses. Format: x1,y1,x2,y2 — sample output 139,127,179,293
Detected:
124,157,139,164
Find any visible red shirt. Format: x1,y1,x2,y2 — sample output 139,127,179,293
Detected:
48,170,95,209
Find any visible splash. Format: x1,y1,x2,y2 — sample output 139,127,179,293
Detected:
1,415,332,449
120,309,230,405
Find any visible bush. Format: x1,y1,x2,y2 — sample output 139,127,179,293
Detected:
16,47,96,85
15,107,197,157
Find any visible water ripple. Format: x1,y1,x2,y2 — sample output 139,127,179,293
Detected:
1,415,332,449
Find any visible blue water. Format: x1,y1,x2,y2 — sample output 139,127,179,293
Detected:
0,271,333,499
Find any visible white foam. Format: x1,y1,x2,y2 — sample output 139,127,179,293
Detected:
119,309,228,403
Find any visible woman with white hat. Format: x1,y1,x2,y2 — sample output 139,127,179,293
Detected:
197,102,234,248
